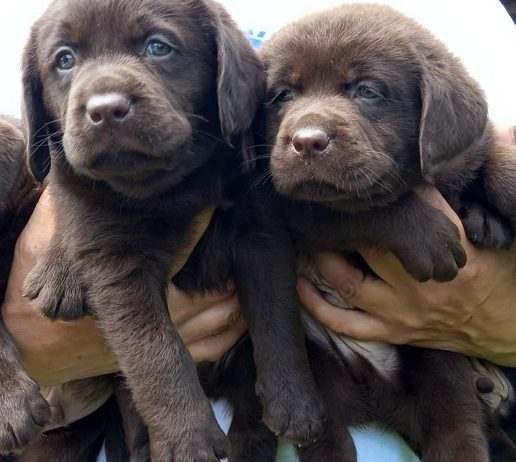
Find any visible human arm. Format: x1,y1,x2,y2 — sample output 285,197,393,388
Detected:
299,183,516,367
1,188,245,386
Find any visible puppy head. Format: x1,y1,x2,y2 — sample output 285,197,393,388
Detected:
261,4,487,212
0,116,30,213
23,0,264,198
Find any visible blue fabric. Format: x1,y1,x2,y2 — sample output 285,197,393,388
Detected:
212,401,419,462
96,400,420,461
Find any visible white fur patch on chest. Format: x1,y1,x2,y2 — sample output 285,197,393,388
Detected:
299,255,401,385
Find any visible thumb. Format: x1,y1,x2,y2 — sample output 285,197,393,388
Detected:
311,251,392,311
298,276,391,341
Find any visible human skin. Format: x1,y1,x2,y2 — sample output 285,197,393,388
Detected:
298,187,516,366
299,127,516,367
1,189,246,386
3,127,516,383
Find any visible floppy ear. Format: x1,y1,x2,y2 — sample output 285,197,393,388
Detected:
204,0,266,165
21,30,52,182
418,49,488,183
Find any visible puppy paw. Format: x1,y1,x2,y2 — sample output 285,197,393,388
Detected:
23,247,88,321
298,424,357,462
0,374,50,453
228,419,277,462
394,210,467,282
257,377,325,446
460,201,514,249
152,418,228,462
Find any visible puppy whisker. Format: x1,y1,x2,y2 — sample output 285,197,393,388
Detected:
362,165,396,195
184,112,209,123
31,118,63,138
195,130,227,146
250,169,273,190
240,153,272,168
245,144,274,150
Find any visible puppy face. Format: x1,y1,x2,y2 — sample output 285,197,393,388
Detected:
261,4,487,212
0,116,29,212
23,0,264,198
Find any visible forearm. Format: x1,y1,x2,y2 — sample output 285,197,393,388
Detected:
1,189,245,386
299,186,516,367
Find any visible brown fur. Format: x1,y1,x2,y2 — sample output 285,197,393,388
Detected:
20,0,325,460
112,5,516,461
0,115,50,455
258,4,516,462
0,116,115,461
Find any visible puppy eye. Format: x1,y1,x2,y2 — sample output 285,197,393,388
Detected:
56,49,76,70
272,89,293,104
354,85,380,99
146,39,173,57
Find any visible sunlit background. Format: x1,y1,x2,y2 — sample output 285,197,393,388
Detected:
1,1,515,123
1,3,514,462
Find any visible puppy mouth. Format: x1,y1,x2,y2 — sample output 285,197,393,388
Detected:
108,169,171,194
76,149,180,195
284,179,349,201
273,162,397,203
88,150,172,177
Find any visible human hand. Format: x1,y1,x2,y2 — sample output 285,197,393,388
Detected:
1,188,245,386
298,184,516,367
497,125,515,145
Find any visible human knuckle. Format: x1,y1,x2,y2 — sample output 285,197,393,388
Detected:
335,277,359,301
458,259,481,284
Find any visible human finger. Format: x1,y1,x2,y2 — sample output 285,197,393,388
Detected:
177,293,241,344
311,251,393,311
168,281,236,325
297,276,392,341
12,187,54,270
495,125,516,145
188,316,247,363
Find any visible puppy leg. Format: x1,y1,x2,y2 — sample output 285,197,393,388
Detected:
89,268,227,462
15,396,115,462
0,324,50,454
297,191,467,282
478,141,516,235
221,338,278,462
443,187,514,250
297,340,360,462
487,424,516,462
459,199,513,249
23,239,87,321
113,378,150,462
398,348,489,462
231,215,325,445
354,192,467,282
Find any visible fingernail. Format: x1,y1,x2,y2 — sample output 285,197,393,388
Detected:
227,310,241,326
297,276,315,292
211,311,241,336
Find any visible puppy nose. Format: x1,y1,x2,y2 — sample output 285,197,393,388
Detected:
86,93,131,126
292,128,330,157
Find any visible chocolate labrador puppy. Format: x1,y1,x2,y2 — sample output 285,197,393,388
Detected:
0,116,50,455
257,4,516,462
21,0,323,460
0,118,114,462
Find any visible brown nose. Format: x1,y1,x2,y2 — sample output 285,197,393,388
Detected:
86,93,131,126
292,128,330,157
